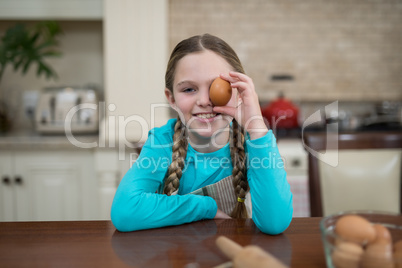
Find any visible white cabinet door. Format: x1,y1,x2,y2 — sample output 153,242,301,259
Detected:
14,155,81,221
0,150,97,221
0,154,15,221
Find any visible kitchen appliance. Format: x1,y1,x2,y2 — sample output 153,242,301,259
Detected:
277,139,310,217
361,101,402,130
35,87,99,134
261,93,300,129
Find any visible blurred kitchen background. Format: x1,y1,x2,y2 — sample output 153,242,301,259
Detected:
0,0,401,221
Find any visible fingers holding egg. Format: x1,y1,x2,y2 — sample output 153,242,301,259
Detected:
212,72,267,138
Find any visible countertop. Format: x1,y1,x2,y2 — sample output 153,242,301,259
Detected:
0,130,142,151
1,126,401,151
0,130,100,150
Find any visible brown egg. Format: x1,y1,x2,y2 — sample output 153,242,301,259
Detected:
209,77,232,106
395,240,402,252
335,215,376,245
395,240,402,268
394,251,402,268
331,242,363,268
361,242,393,268
370,224,392,245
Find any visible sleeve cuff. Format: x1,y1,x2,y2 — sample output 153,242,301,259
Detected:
246,129,277,148
204,196,218,219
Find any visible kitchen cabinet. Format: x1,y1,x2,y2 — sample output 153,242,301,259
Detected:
0,150,98,221
94,149,134,219
0,0,103,20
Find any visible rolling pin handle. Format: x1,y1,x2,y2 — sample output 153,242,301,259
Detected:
216,236,243,260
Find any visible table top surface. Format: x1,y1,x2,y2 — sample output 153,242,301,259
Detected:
1,217,329,268
4,215,401,268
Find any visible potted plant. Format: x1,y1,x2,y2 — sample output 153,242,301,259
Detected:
0,21,62,132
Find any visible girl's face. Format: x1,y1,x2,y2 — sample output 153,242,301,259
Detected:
165,50,237,147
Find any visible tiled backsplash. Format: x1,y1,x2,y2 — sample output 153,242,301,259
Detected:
169,0,402,102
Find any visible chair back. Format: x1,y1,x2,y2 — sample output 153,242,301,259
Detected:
303,132,402,217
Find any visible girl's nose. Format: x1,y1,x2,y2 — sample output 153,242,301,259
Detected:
197,90,213,107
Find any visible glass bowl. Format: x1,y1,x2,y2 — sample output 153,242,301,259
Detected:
320,210,402,268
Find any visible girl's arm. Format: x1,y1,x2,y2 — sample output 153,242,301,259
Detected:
110,132,217,232
246,131,293,235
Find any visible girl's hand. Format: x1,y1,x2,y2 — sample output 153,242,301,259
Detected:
213,71,268,140
214,209,232,219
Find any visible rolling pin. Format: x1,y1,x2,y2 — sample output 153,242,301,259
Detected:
215,236,288,268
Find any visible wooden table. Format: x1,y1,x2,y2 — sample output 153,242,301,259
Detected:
0,217,332,267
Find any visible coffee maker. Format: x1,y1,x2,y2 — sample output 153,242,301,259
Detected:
35,87,99,134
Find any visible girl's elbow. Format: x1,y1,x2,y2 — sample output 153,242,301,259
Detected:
111,207,131,232
110,200,142,232
257,218,291,235
254,209,293,235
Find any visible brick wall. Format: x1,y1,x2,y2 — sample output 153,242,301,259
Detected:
169,0,402,102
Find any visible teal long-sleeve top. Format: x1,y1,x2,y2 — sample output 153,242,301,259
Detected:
111,119,293,234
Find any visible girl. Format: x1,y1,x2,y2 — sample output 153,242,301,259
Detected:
111,34,293,234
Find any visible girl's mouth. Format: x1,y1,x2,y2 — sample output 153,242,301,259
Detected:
194,113,221,121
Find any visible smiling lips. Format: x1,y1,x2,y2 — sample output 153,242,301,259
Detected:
195,113,218,119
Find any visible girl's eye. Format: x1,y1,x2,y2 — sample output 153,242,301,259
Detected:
183,88,195,93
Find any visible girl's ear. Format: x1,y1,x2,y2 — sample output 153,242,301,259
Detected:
165,88,176,109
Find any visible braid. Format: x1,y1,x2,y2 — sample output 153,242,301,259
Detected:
229,119,249,218
163,117,188,195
